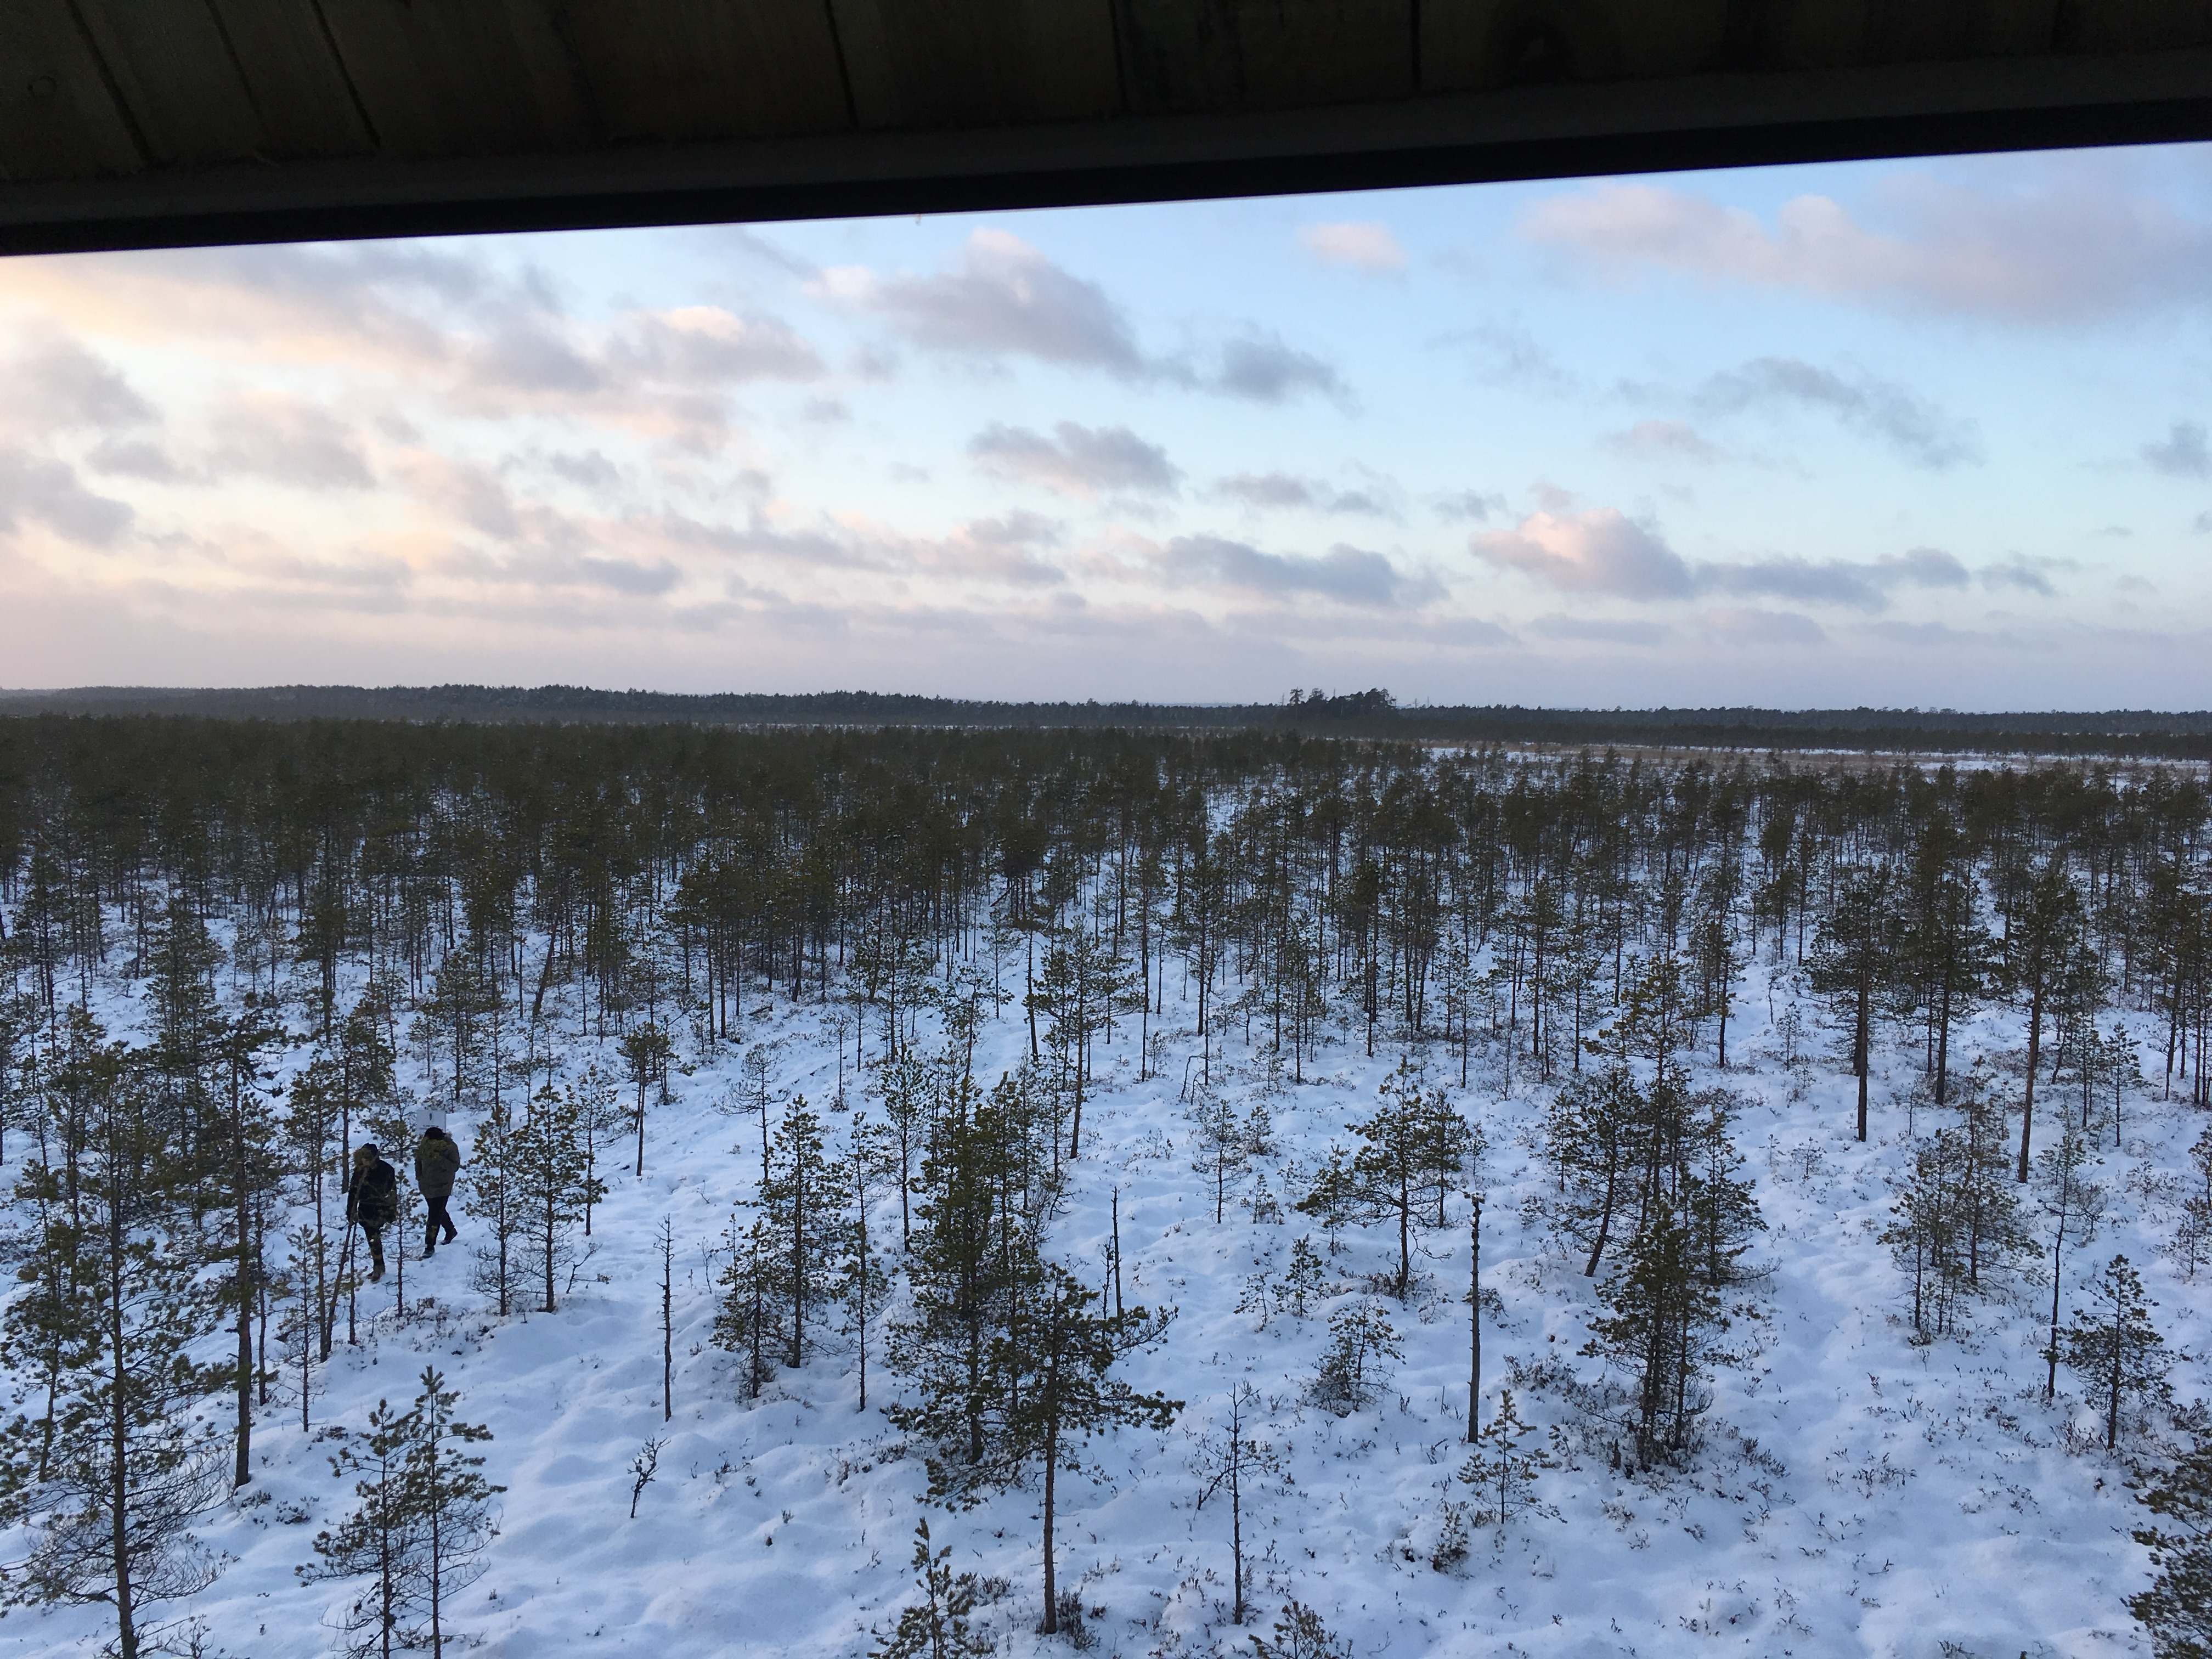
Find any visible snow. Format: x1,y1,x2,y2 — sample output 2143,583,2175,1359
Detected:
1,941,2196,1659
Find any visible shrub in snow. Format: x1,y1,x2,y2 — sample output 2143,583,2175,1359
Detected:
1310,1297,1401,1415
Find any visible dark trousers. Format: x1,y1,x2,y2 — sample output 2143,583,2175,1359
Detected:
361,1222,385,1269
425,1194,456,1251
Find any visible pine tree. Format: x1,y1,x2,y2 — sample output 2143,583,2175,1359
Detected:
618,1019,675,1177
1808,867,1903,1142
2130,1431,2212,1659
302,1368,500,1659
1190,1092,1251,1224
0,1026,227,1659
565,1062,623,1238
301,1396,420,1659
2034,1124,2107,1401
841,1116,895,1410
464,1094,524,1317
2061,1254,2170,1449
1304,1060,1472,1297
714,1094,844,1387
998,1266,1178,1635
1582,1205,1723,1465
510,1084,603,1313
1311,1297,1402,1415
1279,1235,1328,1318
1455,1387,1557,1530
869,1517,992,1659
886,1071,1053,1488
210,996,287,1489
2170,1128,2212,1282
1250,1599,1353,1659
1190,1381,1280,1625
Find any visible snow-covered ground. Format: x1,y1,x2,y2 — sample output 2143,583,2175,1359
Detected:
3,946,2196,1659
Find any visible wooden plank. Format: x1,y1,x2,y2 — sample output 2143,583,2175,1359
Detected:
206,0,377,159
562,0,851,143
315,0,592,160
832,0,1118,129
1115,0,1417,115
1422,2,1727,92
0,1,147,178
68,2,266,166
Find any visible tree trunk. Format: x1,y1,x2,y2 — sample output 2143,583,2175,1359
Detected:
2019,978,2044,1183
1466,1203,1481,1443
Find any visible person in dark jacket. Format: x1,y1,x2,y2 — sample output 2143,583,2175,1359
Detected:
345,1143,399,1282
414,1125,462,1256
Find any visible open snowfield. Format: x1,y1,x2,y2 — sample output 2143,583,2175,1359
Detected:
0,943,2193,1659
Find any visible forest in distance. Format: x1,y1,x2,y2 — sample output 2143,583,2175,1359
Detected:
3,712,2212,1657
10,685,2212,757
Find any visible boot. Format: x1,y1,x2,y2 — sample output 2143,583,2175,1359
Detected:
425,1227,439,1258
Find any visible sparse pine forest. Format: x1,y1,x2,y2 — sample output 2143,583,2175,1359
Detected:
2,713,2212,1655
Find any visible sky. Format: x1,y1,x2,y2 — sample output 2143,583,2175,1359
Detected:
3,142,2212,710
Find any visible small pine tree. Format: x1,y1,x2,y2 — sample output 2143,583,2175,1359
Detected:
464,1095,525,1317
302,1368,500,1659
1310,1298,1402,1416
1250,1599,1352,1659
1455,1387,1557,1530
1190,1093,1251,1223
2169,1128,2212,1283
1278,1235,1328,1319
1190,1381,1281,1624
566,1063,623,1238
870,1517,992,1659
2130,1431,2212,1658
302,1396,419,1659
2061,1254,2170,1449
1582,1206,1723,1465
510,1085,603,1313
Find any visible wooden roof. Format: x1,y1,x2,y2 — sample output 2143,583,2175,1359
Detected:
4,2,2210,252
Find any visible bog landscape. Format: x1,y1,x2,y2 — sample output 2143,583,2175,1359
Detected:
0,705,2205,1658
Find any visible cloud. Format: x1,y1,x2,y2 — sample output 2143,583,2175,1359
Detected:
2143,420,2210,478
1470,507,1694,600
1298,222,1408,273
204,395,375,489
0,448,134,546
816,232,1341,401
1215,472,1391,515
84,438,182,481
1607,420,1722,462
1205,335,1345,404
1434,489,1506,523
547,450,622,492
1698,546,1970,610
1453,323,1577,394
5,335,155,432
1978,554,2068,596
1531,614,1669,644
1159,534,1439,608
816,230,1145,374
917,511,1066,586
1517,169,2212,324
1697,357,1980,469
1701,607,1825,646
608,308,823,385
969,422,1178,499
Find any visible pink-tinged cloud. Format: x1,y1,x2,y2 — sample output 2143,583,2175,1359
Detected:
1297,222,1408,273
1470,508,1692,600
1519,174,2212,323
